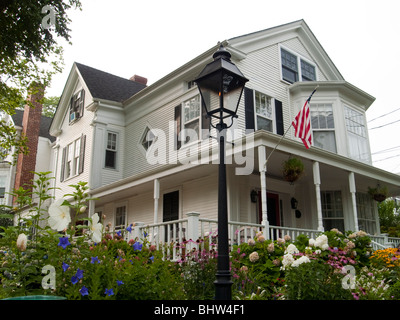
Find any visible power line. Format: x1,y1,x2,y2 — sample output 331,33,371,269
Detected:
369,119,400,130
368,107,400,123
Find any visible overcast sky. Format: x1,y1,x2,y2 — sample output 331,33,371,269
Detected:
47,0,400,173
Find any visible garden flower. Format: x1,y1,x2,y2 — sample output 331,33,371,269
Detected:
105,288,114,296
285,244,299,255
89,213,103,243
133,241,143,251
292,255,310,267
267,242,274,253
62,262,70,272
71,275,79,285
48,199,71,231
248,239,255,246
249,251,259,263
76,268,84,279
91,256,100,264
16,233,27,252
281,253,295,270
117,280,124,286
80,286,89,296
315,234,329,250
58,236,71,249
126,223,133,233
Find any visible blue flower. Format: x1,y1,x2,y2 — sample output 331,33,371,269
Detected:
133,241,143,251
62,262,69,272
105,288,114,296
58,237,71,249
71,275,78,285
143,231,148,238
91,256,100,264
76,268,84,279
116,230,122,237
117,280,124,286
149,256,154,262
80,286,89,296
126,224,133,233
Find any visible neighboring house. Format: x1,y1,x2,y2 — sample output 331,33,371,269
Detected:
0,89,56,208
49,20,400,242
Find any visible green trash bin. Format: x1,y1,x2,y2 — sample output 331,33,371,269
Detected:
3,295,66,300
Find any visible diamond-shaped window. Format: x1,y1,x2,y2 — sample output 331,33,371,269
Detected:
141,127,155,151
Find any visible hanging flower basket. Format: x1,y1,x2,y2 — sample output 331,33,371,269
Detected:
282,157,304,183
368,185,389,202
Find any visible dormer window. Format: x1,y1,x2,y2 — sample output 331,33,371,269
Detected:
69,89,85,124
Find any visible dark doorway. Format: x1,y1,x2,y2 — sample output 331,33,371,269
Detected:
258,192,280,226
163,190,179,241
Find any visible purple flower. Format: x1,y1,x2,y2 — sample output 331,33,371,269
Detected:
133,241,143,251
58,237,71,249
76,268,84,279
80,286,89,296
126,224,133,233
62,262,69,272
71,275,79,285
91,256,100,264
105,288,114,296
117,280,124,286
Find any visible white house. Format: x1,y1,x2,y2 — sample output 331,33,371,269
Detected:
49,20,400,246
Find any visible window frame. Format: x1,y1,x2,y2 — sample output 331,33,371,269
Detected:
69,89,85,124
280,46,317,84
114,204,127,230
321,190,345,232
140,126,156,152
62,135,85,181
182,95,201,145
310,103,337,153
253,90,275,133
105,131,118,170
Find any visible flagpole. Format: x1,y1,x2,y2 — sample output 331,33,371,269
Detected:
263,85,319,170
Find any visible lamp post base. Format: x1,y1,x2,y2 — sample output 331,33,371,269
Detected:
214,270,233,300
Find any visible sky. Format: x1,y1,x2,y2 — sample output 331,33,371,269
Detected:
46,0,400,173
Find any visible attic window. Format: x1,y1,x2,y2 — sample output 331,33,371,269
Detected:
280,47,316,83
69,89,85,123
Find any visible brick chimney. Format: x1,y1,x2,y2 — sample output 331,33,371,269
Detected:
14,85,44,195
129,75,148,85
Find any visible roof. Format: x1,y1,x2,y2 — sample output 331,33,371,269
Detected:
12,109,56,142
75,62,147,102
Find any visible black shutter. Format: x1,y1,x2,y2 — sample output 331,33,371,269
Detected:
60,147,67,182
244,87,255,130
78,134,86,174
78,89,85,118
275,99,284,135
174,105,181,150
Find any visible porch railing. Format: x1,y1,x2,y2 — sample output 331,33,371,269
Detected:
121,212,399,260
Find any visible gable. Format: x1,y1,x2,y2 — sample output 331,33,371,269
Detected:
227,19,343,82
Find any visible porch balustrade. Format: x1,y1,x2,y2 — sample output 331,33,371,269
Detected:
118,212,399,260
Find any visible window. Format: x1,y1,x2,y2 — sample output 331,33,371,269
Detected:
255,91,274,132
310,103,337,153
141,127,155,151
60,135,86,182
115,205,126,230
105,132,117,169
321,191,344,232
345,107,371,163
182,95,200,144
356,193,376,234
281,48,316,83
0,176,6,200
69,89,85,124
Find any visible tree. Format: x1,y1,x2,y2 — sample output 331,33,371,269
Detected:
378,199,400,237
0,0,81,160
42,96,60,118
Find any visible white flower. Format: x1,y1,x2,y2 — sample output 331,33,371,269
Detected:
249,251,259,263
89,213,103,243
292,255,310,267
281,253,295,270
314,234,329,250
48,199,71,231
285,243,299,255
309,238,316,246
16,233,27,251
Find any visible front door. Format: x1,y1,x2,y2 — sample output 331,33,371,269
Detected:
258,192,280,226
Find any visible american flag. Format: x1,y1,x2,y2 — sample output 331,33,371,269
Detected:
292,88,317,149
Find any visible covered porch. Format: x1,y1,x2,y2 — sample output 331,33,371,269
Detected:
89,130,400,254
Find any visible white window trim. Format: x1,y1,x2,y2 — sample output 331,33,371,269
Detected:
310,102,337,153
64,137,81,180
279,45,318,84
114,201,128,230
104,131,118,170
253,90,276,133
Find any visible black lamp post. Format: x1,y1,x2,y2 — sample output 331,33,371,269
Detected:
195,44,248,300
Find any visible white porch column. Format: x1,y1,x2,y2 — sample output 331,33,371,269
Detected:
258,146,269,239
88,199,95,218
313,161,324,231
349,172,359,231
153,178,160,224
